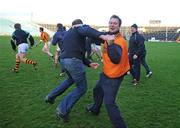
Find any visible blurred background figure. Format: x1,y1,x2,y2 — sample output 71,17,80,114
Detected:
39,27,54,61
51,23,67,77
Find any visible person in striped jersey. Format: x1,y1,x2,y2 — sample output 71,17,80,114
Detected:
39,27,54,60
10,23,37,73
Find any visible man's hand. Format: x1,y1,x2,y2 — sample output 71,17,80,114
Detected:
89,62,99,69
133,54,138,59
107,35,115,41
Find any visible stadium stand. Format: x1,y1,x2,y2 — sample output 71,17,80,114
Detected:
141,26,180,41
1,18,179,42
0,18,54,36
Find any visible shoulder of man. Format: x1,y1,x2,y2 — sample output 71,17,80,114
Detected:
78,24,90,29
12,31,16,36
23,30,30,35
137,33,145,41
115,34,127,45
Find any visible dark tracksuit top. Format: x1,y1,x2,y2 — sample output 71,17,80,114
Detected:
11,29,34,51
60,25,102,66
128,31,145,81
51,28,66,50
128,31,145,56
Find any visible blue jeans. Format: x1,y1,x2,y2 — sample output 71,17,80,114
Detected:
91,73,127,128
47,58,87,115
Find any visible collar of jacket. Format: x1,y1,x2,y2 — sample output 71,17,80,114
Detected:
57,28,64,31
132,31,139,35
108,30,119,35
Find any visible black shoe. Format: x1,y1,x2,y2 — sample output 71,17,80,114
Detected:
44,95,55,104
51,55,55,62
86,104,100,115
56,110,69,123
132,79,139,86
33,62,38,70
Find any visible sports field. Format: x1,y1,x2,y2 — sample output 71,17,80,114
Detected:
0,36,180,128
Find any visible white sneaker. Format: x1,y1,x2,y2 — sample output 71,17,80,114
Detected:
59,72,65,77
146,71,152,78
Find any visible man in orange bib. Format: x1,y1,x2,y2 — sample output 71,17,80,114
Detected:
86,15,130,128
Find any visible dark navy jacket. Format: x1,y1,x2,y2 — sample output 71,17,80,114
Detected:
60,25,102,66
11,29,34,51
94,31,122,64
107,42,122,64
128,31,145,56
51,28,66,50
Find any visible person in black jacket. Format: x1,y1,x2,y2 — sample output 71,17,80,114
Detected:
128,24,152,85
51,23,67,76
10,23,37,73
45,19,110,122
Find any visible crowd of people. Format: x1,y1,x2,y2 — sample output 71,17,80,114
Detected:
10,15,153,128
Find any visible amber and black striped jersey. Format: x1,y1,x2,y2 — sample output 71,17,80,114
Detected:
40,31,50,43
11,29,34,51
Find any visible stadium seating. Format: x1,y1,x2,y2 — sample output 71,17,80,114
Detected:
142,31,179,41
0,18,54,36
1,18,179,41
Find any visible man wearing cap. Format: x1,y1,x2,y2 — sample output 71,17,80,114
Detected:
128,24,152,85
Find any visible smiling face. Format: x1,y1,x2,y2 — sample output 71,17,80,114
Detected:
131,27,137,33
108,17,120,33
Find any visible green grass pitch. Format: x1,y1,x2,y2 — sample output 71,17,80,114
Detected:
0,36,180,128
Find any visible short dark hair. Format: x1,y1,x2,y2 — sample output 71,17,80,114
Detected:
110,15,122,27
72,19,83,26
57,23,63,29
63,26,66,31
131,24,138,29
39,27,44,31
14,23,21,29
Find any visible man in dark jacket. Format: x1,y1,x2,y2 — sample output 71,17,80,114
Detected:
45,19,109,122
51,23,66,75
128,24,152,85
11,23,37,73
